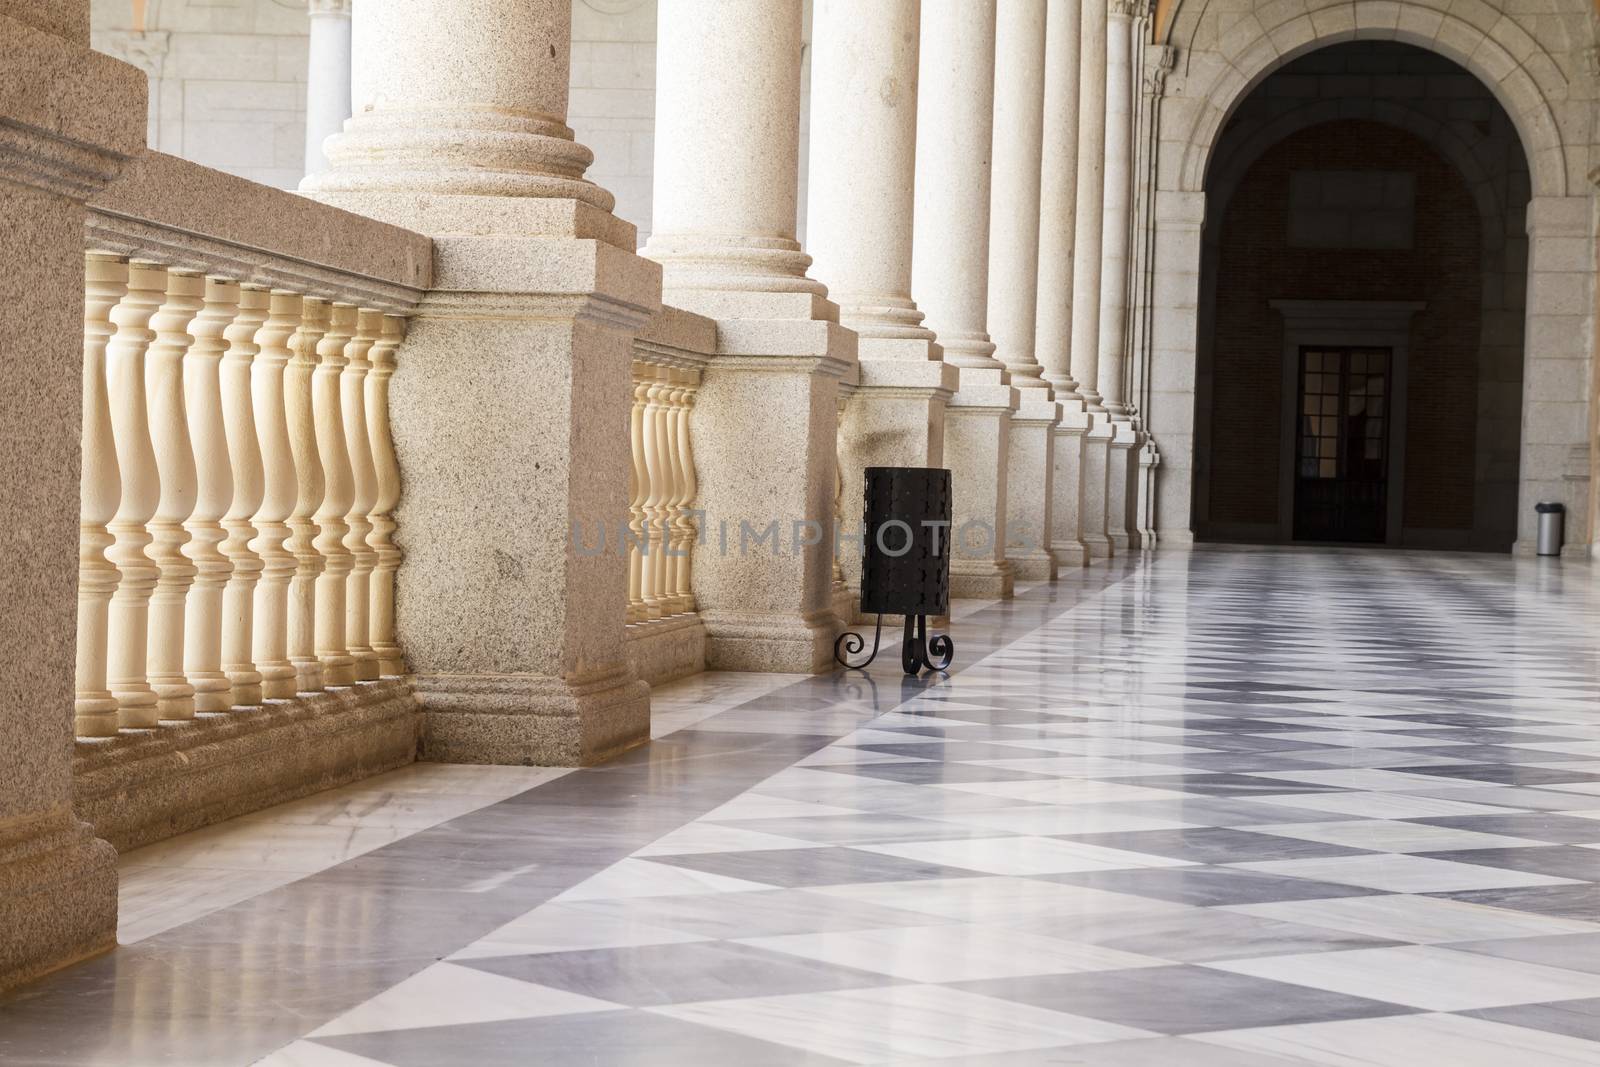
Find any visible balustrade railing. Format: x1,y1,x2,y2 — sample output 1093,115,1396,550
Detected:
75,152,425,740
626,324,704,627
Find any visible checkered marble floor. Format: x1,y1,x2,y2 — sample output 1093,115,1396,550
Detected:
9,548,1600,1066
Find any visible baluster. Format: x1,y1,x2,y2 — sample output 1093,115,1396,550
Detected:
367,315,404,676
627,374,649,624
344,309,381,682
314,303,356,686
182,277,240,713
106,263,166,729
76,254,127,738
221,287,268,705
641,375,668,621
662,373,689,616
286,297,329,693
146,270,204,722
250,291,302,699
674,378,699,614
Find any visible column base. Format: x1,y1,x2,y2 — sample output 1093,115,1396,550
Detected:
0,816,117,994
1006,396,1060,584
416,667,649,766
700,608,840,674
951,561,1015,600
1082,421,1114,560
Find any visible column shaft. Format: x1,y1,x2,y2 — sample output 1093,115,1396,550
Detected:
991,0,1059,581
303,0,352,178
1073,0,1112,558
914,0,1016,599
809,0,956,604
1101,0,1141,552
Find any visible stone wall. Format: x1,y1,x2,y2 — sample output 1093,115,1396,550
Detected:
1142,0,1597,556
1195,41,1530,552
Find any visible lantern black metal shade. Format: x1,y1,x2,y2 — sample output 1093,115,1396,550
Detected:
835,466,956,675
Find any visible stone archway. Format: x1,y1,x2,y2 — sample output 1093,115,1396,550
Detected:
1139,0,1597,555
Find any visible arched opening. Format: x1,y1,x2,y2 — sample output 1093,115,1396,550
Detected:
1191,41,1531,551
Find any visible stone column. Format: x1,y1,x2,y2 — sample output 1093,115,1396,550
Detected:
0,3,145,991
1037,0,1093,570
913,0,1018,599
644,0,855,671
1100,0,1141,552
990,0,1061,583
302,0,352,179
304,0,660,764
1072,0,1112,559
808,0,957,604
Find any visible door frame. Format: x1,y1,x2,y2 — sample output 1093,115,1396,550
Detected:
1269,300,1425,547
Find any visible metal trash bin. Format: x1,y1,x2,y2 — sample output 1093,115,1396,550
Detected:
1536,502,1565,557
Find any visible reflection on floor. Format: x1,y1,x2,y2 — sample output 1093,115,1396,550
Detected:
7,548,1600,1066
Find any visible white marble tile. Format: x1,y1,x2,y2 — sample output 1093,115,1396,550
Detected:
810,876,1191,924
1230,854,1578,893
254,1041,397,1067
921,804,1201,836
552,858,777,902
1196,1013,1600,1066
936,778,1196,805
633,822,817,856
447,902,709,960
739,922,1165,982
1249,820,1548,854
1208,945,1600,1010
653,983,1154,1063
117,865,304,944
118,821,413,875
311,962,618,1036
852,835,1194,876
1236,791,1530,820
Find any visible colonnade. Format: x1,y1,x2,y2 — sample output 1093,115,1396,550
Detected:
295,0,1152,741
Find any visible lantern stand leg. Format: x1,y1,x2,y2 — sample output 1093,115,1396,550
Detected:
900,614,955,676
834,613,885,670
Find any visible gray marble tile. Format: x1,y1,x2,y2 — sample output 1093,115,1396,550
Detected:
458,940,893,1006
1055,827,1375,864
314,1010,849,1066
956,965,1416,1034
1043,865,1383,907
1465,999,1600,1044
642,845,989,887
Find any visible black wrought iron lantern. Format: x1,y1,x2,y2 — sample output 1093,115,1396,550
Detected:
835,466,955,675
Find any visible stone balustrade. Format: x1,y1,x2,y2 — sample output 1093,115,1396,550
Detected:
623,306,711,686
71,151,430,849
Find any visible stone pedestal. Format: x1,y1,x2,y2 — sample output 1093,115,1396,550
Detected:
1107,423,1140,552
1007,396,1060,580
645,0,854,672
303,0,657,764
946,389,1016,598
0,9,145,991
1051,406,1093,568
1082,420,1114,560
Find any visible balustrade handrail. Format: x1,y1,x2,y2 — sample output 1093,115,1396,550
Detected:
87,151,430,311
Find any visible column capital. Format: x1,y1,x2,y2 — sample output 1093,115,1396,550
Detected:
1109,0,1143,18
1144,43,1178,98
308,0,351,17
